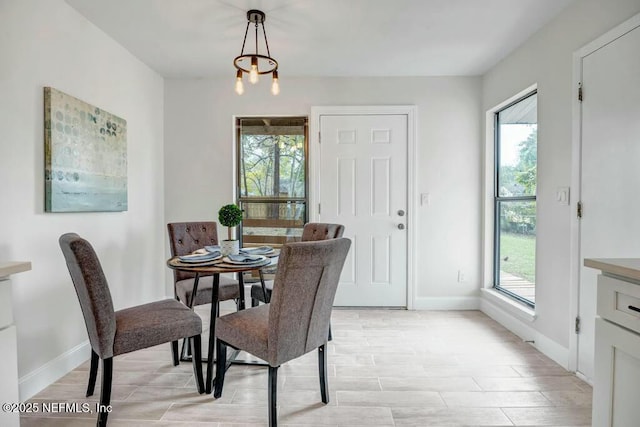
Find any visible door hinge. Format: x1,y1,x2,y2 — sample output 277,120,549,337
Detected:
318,203,321,215
577,201,583,219
578,82,583,102
318,131,321,144
575,316,581,334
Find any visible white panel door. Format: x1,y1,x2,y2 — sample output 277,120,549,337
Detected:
578,24,640,381
319,114,407,307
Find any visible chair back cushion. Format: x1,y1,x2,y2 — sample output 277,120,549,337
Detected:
59,233,116,359
268,238,351,365
167,222,220,282
301,223,345,241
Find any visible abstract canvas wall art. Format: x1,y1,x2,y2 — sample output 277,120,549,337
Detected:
44,87,127,212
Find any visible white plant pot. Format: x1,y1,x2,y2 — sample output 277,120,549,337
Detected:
221,240,240,256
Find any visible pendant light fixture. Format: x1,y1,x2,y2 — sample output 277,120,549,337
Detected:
234,10,279,95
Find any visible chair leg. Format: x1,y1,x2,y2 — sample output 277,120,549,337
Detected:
86,349,99,397
190,335,204,394
318,344,329,404
171,340,179,366
328,323,333,341
213,340,227,398
97,357,113,427
268,366,279,427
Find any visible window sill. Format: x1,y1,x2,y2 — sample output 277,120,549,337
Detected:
480,288,536,323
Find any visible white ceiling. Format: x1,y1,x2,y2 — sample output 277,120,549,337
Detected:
65,0,573,79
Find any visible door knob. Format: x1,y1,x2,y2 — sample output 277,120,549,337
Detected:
397,210,405,216
397,224,405,230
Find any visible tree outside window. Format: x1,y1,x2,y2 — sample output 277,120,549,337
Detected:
494,92,537,306
236,117,308,247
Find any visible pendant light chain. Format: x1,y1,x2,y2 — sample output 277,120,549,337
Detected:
262,22,271,59
240,21,250,56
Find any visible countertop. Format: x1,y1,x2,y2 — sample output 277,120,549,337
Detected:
0,262,32,278
584,258,640,282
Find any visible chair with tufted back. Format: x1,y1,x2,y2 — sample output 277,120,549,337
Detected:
214,237,351,427
249,222,344,306
249,223,344,342
167,222,241,362
59,233,204,427
300,222,345,242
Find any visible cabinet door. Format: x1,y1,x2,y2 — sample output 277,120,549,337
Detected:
0,325,19,427
594,318,640,427
0,278,14,328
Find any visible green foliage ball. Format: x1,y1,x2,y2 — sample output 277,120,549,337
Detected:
218,204,243,227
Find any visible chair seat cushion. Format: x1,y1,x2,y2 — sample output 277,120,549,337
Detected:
176,275,239,306
113,299,202,356
250,280,274,303
216,304,270,363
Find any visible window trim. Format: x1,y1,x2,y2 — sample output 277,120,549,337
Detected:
234,116,309,246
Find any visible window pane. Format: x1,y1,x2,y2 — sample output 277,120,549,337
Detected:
237,117,308,252
497,94,537,197
238,118,306,198
240,201,305,247
497,200,536,303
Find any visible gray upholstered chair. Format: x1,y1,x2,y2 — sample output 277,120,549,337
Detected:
214,238,351,427
167,222,240,361
59,233,204,427
249,222,345,306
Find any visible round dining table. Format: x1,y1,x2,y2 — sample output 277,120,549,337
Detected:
166,255,275,394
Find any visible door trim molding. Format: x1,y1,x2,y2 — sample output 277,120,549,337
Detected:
310,105,417,310
569,12,640,374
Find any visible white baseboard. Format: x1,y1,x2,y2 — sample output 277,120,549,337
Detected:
413,296,480,310
531,328,570,370
575,370,593,386
19,340,90,401
480,292,570,370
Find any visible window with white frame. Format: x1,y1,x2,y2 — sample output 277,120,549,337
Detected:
493,92,537,307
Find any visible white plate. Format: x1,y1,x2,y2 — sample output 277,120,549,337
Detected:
179,253,222,263
223,255,267,265
174,258,221,267
240,246,274,255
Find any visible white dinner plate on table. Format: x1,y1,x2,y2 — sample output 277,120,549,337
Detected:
223,254,267,265
178,253,222,263
240,246,274,255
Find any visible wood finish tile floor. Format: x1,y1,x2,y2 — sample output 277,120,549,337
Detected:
21,307,591,426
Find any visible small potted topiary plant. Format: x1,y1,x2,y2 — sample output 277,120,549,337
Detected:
218,203,243,255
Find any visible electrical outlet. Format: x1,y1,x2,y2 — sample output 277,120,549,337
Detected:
458,270,465,282
420,193,430,206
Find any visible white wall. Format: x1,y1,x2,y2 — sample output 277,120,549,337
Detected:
10,0,631,400
0,0,165,399
164,77,482,308
482,0,640,358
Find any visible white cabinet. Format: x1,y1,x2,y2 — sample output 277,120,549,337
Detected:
0,262,31,427
594,317,640,426
0,278,19,427
587,259,640,427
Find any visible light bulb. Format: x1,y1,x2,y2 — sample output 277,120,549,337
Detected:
271,71,280,95
249,57,259,84
234,70,244,95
